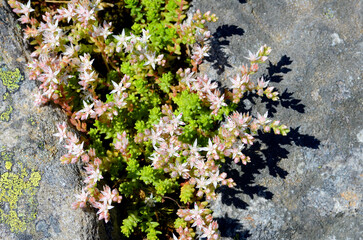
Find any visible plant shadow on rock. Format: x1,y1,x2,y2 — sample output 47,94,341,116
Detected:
262,56,305,117
206,25,245,75
213,55,320,239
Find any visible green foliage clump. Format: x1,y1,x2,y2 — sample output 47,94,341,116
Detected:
9,0,289,239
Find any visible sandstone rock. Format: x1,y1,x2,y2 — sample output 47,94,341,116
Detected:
189,0,362,239
0,1,100,239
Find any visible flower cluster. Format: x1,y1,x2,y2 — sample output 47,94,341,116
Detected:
10,0,289,239
177,203,219,239
54,122,121,223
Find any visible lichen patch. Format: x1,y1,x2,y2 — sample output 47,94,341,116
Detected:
0,150,41,233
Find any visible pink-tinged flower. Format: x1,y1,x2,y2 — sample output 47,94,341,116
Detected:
99,185,113,205
149,129,164,146
175,226,193,240
114,29,130,52
84,163,103,186
111,189,122,203
89,100,107,118
33,91,48,106
78,100,95,120
189,139,201,156
200,221,220,239
60,153,73,164
40,65,60,84
110,75,130,96
241,133,254,145
187,154,202,169
257,76,269,88
192,45,210,61
144,52,159,70
42,29,63,49
194,158,207,175
66,131,79,144
180,68,196,88
200,76,218,94
191,216,205,229
78,70,97,89
79,54,94,72
170,161,190,179
81,154,90,163
140,29,151,43
42,83,56,99
149,152,163,169
244,50,259,62
144,193,155,207
208,92,227,115
57,3,75,23
171,113,185,127
195,176,208,191
189,203,206,220
114,131,129,154
256,111,270,125
88,158,99,168
166,142,180,158
229,143,244,159
13,0,34,17
63,43,79,57
200,138,218,158
206,170,227,188
71,142,84,160
231,111,250,128
113,93,127,108
23,25,38,39
53,122,67,143
76,4,96,26
18,14,30,24
72,188,88,209
88,148,96,158
95,201,114,223
230,74,242,89
250,63,259,72
99,21,112,39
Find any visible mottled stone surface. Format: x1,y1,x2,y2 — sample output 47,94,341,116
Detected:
189,0,362,239
0,1,99,239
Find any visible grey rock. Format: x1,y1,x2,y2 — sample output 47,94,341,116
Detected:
0,1,100,239
189,0,362,239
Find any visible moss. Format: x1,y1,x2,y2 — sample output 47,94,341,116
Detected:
0,151,41,233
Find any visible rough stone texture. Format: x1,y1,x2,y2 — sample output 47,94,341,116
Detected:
189,0,362,239
0,1,100,239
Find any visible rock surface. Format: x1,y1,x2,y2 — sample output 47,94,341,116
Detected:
0,1,100,239
189,0,362,239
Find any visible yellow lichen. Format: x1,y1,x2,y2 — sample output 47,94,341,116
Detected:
27,117,37,126
0,153,41,233
0,65,24,93
5,161,12,170
1,151,14,161
0,105,13,122
3,92,9,100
